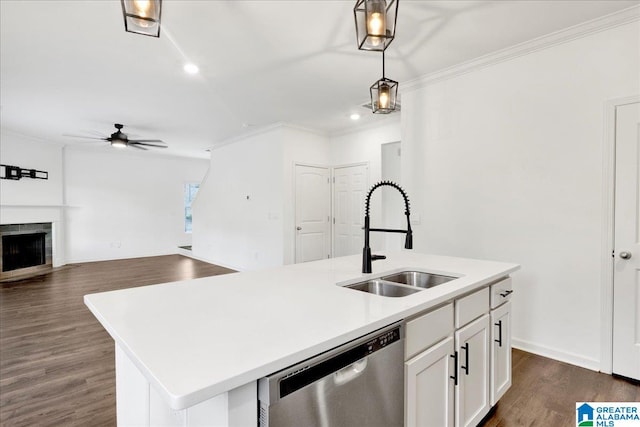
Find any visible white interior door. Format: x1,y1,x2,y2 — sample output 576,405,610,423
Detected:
295,165,330,263
333,164,368,257
613,101,640,380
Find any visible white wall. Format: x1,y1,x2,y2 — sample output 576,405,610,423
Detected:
193,127,285,271
402,22,640,369
64,146,208,263
0,130,64,206
193,124,330,270
0,131,66,265
381,141,404,249
330,117,400,181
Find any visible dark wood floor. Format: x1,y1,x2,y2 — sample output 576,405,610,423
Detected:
0,255,234,427
1,255,638,426
481,350,639,427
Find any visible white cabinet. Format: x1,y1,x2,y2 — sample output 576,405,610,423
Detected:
404,279,512,427
404,303,455,427
490,277,513,309
491,300,512,405
405,336,455,427
455,314,490,427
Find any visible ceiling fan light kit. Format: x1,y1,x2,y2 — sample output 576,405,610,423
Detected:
121,0,162,38
353,0,398,52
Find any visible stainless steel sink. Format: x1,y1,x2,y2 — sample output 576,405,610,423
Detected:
340,270,458,297
345,280,422,297
381,271,456,289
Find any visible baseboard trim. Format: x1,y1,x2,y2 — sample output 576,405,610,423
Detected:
512,338,601,372
66,250,179,265
179,251,243,272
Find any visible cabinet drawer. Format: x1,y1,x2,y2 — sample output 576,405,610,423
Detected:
405,303,454,360
490,277,513,309
455,287,489,328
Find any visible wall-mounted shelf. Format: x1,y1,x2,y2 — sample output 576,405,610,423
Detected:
0,164,48,180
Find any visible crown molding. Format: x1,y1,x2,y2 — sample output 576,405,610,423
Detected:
208,123,284,151
329,113,400,138
403,5,640,93
278,122,329,138
209,122,329,151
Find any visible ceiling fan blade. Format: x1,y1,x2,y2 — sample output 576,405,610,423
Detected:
130,142,168,148
63,134,107,140
86,130,109,137
128,144,148,150
128,139,165,143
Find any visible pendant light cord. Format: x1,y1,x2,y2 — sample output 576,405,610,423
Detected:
382,51,386,79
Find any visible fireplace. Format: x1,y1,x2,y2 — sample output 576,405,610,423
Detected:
0,223,53,281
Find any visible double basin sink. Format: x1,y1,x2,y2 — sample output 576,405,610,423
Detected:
342,271,457,297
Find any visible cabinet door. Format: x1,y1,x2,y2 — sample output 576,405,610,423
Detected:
455,314,490,427
491,301,511,405
405,336,455,427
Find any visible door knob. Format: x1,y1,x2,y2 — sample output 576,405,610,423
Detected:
296,226,302,231
620,251,632,260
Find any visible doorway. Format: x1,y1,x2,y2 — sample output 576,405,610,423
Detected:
610,100,640,380
294,164,331,263
601,97,640,380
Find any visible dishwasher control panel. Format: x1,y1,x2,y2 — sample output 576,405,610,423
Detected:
365,327,401,354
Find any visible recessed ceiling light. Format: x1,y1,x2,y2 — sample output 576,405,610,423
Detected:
350,113,361,120
183,63,199,75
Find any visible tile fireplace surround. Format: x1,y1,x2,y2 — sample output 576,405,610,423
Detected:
0,222,53,281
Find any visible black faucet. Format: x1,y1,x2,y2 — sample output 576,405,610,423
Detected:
362,181,413,273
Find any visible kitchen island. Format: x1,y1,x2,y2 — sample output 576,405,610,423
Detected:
84,251,519,426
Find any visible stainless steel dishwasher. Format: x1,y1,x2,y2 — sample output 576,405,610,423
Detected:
258,322,404,427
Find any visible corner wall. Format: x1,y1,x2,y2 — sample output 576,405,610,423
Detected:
401,21,640,369
63,146,209,263
192,127,286,271
192,124,330,271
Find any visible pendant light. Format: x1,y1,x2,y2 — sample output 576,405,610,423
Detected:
354,0,398,51
121,0,162,37
370,51,398,114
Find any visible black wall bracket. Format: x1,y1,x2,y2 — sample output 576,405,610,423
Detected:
0,164,48,180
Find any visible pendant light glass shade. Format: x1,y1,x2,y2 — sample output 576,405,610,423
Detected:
121,0,162,37
354,0,398,51
370,77,398,113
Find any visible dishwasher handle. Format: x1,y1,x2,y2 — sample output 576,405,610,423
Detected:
334,358,368,385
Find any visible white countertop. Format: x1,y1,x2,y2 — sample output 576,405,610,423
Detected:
84,251,519,410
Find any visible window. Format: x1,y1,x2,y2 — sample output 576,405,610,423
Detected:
184,183,200,233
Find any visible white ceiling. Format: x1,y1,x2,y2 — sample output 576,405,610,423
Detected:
1,0,637,158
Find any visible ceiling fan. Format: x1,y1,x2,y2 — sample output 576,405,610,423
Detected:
65,123,167,150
